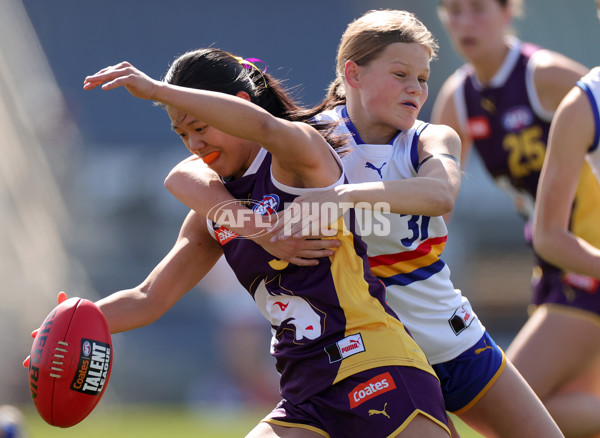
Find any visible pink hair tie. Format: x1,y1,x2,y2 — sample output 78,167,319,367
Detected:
242,58,268,74
226,52,269,87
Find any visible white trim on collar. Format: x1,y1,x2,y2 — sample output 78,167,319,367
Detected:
471,37,522,90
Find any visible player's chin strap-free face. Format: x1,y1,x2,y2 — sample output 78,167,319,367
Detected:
23,291,69,368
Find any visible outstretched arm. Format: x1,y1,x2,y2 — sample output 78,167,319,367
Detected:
95,210,223,333
533,85,600,277
83,62,340,188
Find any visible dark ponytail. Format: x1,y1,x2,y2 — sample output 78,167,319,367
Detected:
163,48,348,153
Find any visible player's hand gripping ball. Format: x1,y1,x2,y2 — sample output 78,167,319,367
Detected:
25,292,113,427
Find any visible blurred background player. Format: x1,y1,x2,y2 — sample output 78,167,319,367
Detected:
433,0,600,435
532,1,600,436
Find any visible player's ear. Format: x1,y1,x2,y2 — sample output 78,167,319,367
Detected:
344,60,361,89
235,91,251,102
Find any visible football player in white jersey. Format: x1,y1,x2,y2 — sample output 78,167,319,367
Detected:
165,9,562,438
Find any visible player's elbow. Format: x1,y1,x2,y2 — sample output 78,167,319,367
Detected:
532,224,553,261
427,184,457,216
436,191,456,216
531,216,564,263
164,165,188,201
164,168,178,193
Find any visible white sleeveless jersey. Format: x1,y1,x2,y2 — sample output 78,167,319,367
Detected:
316,105,485,364
577,67,600,181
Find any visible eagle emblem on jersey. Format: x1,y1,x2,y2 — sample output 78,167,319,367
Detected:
254,279,324,342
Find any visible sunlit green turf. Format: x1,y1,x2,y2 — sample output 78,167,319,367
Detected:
22,405,483,437
23,405,264,438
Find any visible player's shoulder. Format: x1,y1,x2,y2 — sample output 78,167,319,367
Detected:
421,123,460,144
530,46,588,84
580,66,600,84
559,80,595,119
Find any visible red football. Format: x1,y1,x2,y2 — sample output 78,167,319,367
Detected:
27,297,113,427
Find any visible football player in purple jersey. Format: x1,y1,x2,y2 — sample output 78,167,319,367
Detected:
82,48,451,437
165,9,563,438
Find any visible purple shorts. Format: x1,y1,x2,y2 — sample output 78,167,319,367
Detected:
262,366,450,438
532,253,600,315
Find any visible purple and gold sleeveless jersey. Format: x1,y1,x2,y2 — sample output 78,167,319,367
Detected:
210,148,435,405
454,38,600,309
454,39,600,235
455,39,548,218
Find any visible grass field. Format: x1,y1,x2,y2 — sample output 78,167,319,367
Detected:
20,405,483,437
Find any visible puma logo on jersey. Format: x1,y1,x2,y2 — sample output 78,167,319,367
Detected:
365,161,386,179
475,340,493,355
325,333,365,363
368,402,390,419
481,97,496,114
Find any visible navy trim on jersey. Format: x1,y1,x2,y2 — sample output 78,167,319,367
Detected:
577,80,600,152
341,106,401,145
380,259,446,287
410,122,430,172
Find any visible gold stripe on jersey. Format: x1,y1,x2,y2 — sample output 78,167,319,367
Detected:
572,161,600,248
370,240,447,278
326,218,436,384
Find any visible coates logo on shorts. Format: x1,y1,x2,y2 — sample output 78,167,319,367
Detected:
70,338,111,396
348,372,397,408
207,195,280,241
